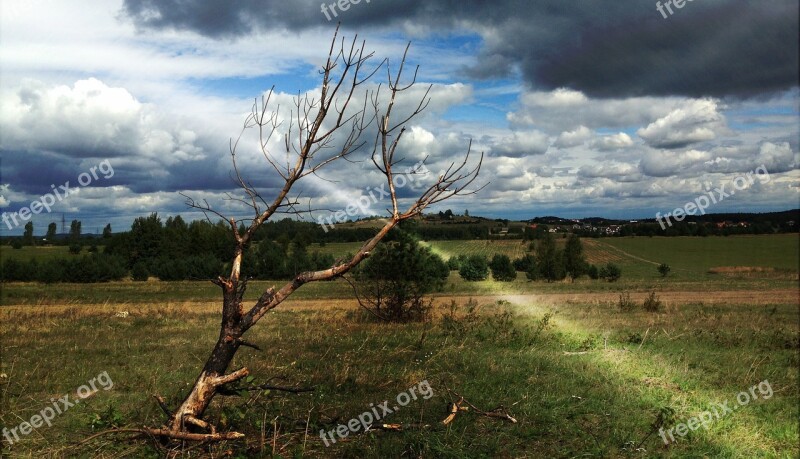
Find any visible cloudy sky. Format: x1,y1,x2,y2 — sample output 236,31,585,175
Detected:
1,0,798,235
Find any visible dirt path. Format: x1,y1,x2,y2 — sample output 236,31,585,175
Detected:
494,289,799,306
3,290,796,315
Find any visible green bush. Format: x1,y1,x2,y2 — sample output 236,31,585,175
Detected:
587,264,599,280
152,254,222,281
447,256,461,271
36,260,64,284
657,263,671,277
513,254,535,272
131,262,149,281
490,254,517,282
525,263,541,281
599,263,621,282
353,230,448,322
459,255,489,281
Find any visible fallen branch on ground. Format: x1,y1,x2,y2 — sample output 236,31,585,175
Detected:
444,388,518,424
77,426,245,447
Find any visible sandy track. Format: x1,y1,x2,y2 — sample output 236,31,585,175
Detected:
2,290,796,315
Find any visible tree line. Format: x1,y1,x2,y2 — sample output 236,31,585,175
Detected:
1,214,622,285
448,233,621,283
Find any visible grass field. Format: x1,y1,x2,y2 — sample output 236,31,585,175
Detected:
2,235,798,305
598,234,800,279
1,234,798,457
1,296,797,457
0,245,72,261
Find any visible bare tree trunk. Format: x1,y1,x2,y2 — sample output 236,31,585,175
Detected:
155,29,484,441
170,287,247,432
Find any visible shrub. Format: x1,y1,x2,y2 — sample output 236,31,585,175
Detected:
599,263,621,282
642,290,662,312
525,263,541,280
131,262,149,281
151,257,187,281
353,230,448,322
36,260,64,284
513,254,535,272
489,254,516,282
151,254,222,281
617,292,637,312
62,254,127,282
658,263,671,277
69,244,82,254
310,251,336,270
11,240,23,250
447,255,466,271
1,258,35,281
459,255,489,281
587,264,599,280
186,254,224,279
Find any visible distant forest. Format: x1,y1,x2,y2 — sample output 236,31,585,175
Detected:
1,210,797,283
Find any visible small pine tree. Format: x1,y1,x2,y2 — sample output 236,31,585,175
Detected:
513,254,536,272
131,262,149,281
459,255,489,281
599,263,621,282
489,254,516,282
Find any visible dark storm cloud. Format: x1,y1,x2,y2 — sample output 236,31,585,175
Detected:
0,150,81,194
121,0,798,98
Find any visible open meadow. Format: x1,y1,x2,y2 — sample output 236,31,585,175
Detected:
1,234,798,458
4,3,799,457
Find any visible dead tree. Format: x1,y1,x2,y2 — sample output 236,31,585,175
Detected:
159,29,483,441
